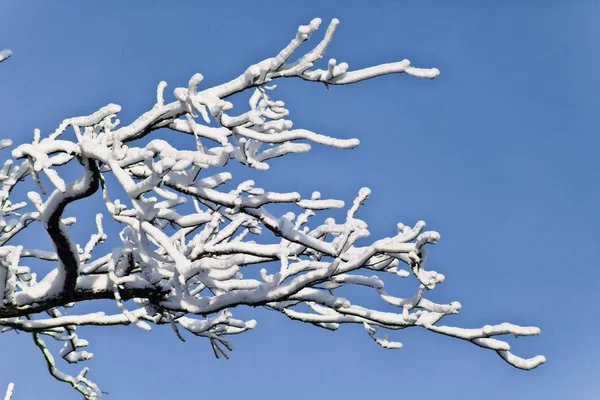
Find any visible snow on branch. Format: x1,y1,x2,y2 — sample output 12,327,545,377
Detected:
0,49,11,64
3,383,14,400
0,18,543,399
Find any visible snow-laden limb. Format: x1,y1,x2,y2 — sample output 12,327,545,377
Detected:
0,18,543,399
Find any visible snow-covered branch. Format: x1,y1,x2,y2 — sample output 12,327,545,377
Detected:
0,49,11,64
3,383,14,400
0,18,543,399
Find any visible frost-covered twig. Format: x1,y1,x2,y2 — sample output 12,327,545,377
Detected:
0,18,543,399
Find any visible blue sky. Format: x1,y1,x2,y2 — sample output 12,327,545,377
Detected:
1,1,598,399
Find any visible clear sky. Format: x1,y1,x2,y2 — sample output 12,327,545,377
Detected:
0,1,598,399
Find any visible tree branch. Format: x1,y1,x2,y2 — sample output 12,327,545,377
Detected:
0,18,543,399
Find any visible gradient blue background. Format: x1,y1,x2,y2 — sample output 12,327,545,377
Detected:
1,1,598,399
